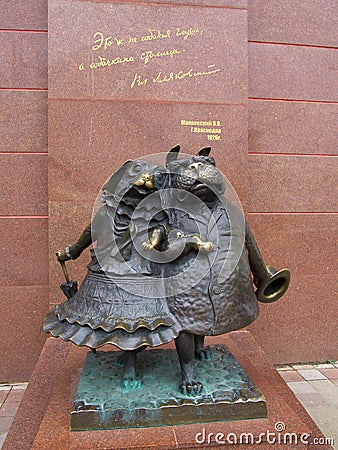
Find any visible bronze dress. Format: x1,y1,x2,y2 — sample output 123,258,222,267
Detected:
44,160,180,350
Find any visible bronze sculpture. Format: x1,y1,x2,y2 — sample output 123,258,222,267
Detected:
44,147,290,395
157,146,290,394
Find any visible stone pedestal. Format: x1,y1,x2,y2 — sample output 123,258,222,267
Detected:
3,331,333,449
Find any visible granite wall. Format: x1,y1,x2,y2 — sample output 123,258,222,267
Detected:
246,0,337,363
0,0,49,381
0,0,336,381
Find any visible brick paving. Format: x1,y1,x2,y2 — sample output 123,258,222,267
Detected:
1,364,337,448
278,362,338,447
0,383,27,448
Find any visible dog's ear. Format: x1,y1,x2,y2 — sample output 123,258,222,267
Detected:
166,145,180,166
197,147,211,157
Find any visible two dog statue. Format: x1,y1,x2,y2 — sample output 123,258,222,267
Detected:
44,146,290,395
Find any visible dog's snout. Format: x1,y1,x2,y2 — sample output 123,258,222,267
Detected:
188,162,203,171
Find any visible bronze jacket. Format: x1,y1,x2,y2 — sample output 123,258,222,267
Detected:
163,191,266,335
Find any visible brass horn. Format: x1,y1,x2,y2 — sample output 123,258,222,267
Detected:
256,266,290,303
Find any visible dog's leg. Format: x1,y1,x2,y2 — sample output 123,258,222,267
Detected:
175,332,203,395
194,335,212,360
121,347,145,390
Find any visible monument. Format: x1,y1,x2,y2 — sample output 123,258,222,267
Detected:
2,1,334,448
43,146,290,429
45,0,271,431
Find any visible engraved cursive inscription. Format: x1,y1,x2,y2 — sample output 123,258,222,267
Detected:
140,48,181,65
141,29,171,41
90,55,135,69
130,65,221,89
152,65,221,84
175,27,203,40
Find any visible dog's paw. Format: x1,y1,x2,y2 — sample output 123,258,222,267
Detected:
195,347,212,361
115,354,124,366
122,377,142,391
141,241,154,251
198,241,214,252
179,381,203,396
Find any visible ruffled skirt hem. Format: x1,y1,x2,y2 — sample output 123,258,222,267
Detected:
55,270,174,333
44,308,181,350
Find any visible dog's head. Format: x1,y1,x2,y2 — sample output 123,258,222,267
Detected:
102,159,166,194
166,145,225,201
100,159,167,209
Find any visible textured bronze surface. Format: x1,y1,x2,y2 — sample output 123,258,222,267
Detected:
255,266,290,303
71,345,266,430
44,146,290,397
47,2,250,386
41,0,337,388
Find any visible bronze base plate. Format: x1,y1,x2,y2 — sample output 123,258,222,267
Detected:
71,345,267,431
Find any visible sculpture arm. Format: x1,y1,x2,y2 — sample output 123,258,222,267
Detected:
57,223,92,261
142,224,167,251
245,221,269,286
185,234,214,252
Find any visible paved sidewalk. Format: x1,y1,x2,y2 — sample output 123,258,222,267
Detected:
277,362,338,448
1,363,337,449
0,383,28,448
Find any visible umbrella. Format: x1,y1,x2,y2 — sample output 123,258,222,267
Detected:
56,252,98,356
56,252,78,299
